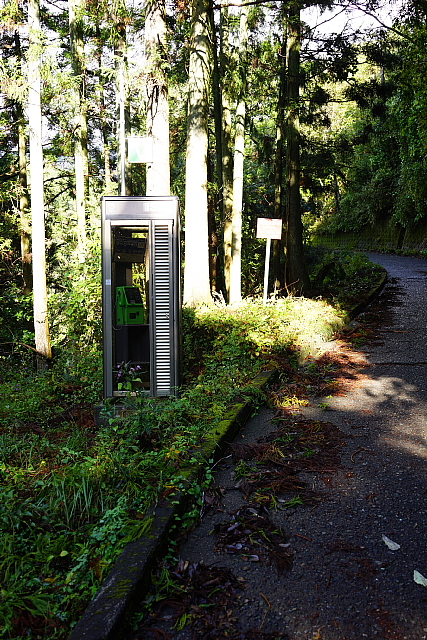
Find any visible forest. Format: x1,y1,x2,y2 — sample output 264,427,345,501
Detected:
0,0,426,636
1,0,427,356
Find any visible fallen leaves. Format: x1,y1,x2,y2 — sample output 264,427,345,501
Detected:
413,570,427,587
214,504,293,575
233,418,347,472
269,343,369,406
139,561,290,639
382,535,401,551
228,418,347,511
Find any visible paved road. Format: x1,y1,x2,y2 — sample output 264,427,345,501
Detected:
131,253,427,640
287,252,427,639
364,252,427,364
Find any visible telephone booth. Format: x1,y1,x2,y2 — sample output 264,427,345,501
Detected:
101,196,181,398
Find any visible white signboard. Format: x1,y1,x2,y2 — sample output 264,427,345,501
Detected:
256,218,282,304
256,217,282,240
127,137,153,163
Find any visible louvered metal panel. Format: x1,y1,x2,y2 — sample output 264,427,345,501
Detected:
151,222,174,396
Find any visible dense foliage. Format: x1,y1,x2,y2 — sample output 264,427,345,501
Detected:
312,3,427,236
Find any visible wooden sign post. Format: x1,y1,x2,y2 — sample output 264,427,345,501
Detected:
256,218,282,304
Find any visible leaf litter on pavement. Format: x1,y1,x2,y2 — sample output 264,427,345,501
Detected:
130,331,371,639
214,503,293,574
209,417,347,573
132,415,346,639
135,560,289,639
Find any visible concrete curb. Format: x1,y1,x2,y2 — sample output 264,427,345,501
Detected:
345,269,388,321
68,269,388,640
68,369,277,640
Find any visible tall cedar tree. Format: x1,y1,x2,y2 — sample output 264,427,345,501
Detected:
145,0,170,195
69,0,88,262
285,2,310,294
183,0,212,306
229,0,249,304
28,0,52,360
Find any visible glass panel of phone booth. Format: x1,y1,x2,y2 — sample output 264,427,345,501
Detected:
112,225,150,394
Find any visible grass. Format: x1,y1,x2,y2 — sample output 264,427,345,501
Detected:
0,251,385,639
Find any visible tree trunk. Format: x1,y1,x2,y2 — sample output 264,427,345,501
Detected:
17,103,32,294
114,21,132,195
69,0,88,263
229,2,248,305
208,0,223,183
272,26,287,294
14,32,32,294
220,8,234,302
207,150,220,292
145,0,170,196
284,4,310,295
95,22,113,194
208,0,223,292
208,191,220,292
183,0,212,307
28,0,52,361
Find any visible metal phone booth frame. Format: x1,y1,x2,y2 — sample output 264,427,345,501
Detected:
101,196,181,398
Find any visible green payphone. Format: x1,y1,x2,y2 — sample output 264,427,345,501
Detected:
101,196,181,398
116,287,145,325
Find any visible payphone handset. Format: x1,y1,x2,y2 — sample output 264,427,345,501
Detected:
116,286,145,325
